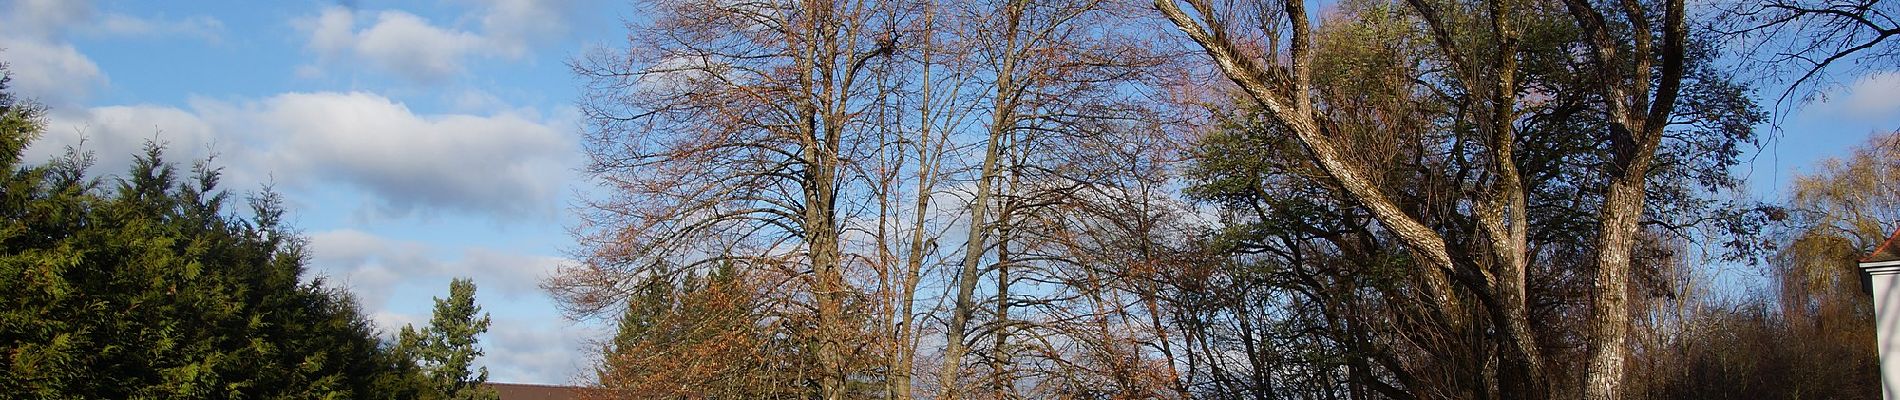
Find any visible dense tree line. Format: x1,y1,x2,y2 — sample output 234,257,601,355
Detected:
0,65,497,399
558,0,1898,397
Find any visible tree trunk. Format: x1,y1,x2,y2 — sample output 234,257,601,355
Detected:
1571,0,1684,394
808,148,847,400
942,2,1025,397
990,222,1012,399
1583,175,1648,400
889,6,944,398
940,113,1005,399
1478,1,1547,395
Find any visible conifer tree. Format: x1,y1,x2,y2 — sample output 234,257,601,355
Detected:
399,278,497,400
0,63,430,399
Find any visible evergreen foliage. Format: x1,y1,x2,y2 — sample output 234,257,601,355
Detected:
398,278,498,400
0,67,433,399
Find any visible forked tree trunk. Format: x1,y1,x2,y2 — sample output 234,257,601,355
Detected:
1567,0,1685,394
807,137,848,400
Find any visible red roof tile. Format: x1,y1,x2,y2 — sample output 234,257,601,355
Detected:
1866,226,1900,264
485,382,594,400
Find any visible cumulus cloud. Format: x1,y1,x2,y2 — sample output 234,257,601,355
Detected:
2,0,101,107
304,7,483,81
306,229,571,309
298,0,570,83
307,229,599,384
0,38,105,107
1829,71,1900,120
24,105,218,176
306,229,435,308
247,92,570,218
26,91,573,220
1,0,92,40
481,317,603,384
466,0,570,57
0,0,225,107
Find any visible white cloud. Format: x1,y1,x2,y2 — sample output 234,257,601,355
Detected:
481,317,603,385
0,0,92,40
90,13,224,42
298,1,570,83
2,0,101,107
305,6,359,57
465,0,570,57
0,37,104,108
448,87,507,112
2,0,223,42
1833,71,1900,119
26,91,574,220
369,311,426,337
307,228,570,309
0,0,225,107
306,229,433,308
1801,70,1900,123
24,105,216,176
306,229,599,384
305,7,483,81
249,92,570,218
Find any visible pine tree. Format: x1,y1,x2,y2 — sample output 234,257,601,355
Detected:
0,64,431,398
399,278,497,400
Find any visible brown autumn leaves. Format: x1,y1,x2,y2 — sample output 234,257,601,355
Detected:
544,0,1892,398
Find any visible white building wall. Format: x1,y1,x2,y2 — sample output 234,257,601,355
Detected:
1865,261,1900,400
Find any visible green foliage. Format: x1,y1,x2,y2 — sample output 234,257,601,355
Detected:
398,278,498,400
0,71,432,398
1173,1,1767,396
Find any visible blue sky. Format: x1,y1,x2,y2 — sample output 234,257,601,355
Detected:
1745,71,1900,196
1,0,1896,387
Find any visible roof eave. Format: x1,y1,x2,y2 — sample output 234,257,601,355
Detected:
1861,226,1900,265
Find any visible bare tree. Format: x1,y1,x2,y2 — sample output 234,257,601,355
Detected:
557,0,1764,397
556,0,903,397
1720,0,1900,100
878,2,973,397
934,1,1164,398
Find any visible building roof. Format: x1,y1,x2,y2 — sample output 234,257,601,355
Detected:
1866,226,1900,264
484,382,594,400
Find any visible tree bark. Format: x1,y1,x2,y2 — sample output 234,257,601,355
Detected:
1564,0,1685,395
940,81,1009,400
1153,0,1465,317
889,6,946,399
1476,0,1547,396
941,2,1027,397
805,118,848,400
